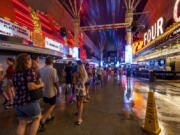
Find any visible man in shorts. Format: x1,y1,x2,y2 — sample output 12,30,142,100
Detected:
40,56,59,131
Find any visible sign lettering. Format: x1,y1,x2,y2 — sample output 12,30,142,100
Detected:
45,37,64,53
132,40,144,55
174,0,180,22
144,17,164,45
0,18,30,40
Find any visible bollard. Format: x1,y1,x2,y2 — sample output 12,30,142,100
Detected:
143,90,161,135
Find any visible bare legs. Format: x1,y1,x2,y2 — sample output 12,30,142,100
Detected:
85,85,91,100
16,114,41,135
76,96,84,124
41,104,56,124
29,115,41,135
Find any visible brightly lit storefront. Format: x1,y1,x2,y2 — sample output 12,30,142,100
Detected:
133,0,180,72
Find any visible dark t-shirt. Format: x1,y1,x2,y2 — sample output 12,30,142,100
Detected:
126,68,131,77
65,66,73,84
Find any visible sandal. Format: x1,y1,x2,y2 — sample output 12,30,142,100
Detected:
74,119,83,125
46,116,55,123
83,99,89,103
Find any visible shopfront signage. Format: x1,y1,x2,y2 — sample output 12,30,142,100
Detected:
144,17,164,45
0,17,30,40
174,0,180,22
45,37,64,53
32,32,45,48
173,27,180,35
72,47,79,59
132,40,144,55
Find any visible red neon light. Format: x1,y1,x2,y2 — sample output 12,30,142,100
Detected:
16,16,33,29
42,31,64,44
41,23,52,31
14,9,32,22
16,21,33,30
42,31,54,39
38,13,49,24
12,0,30,12
54,25,60,30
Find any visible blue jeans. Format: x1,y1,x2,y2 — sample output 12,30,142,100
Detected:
15,101,41,120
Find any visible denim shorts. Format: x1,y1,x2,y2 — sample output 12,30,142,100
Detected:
15,101,41,120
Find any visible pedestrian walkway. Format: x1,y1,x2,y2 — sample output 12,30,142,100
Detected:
0,77,147,135
1,76,180,135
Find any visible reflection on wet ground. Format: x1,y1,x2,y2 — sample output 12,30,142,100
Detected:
118,75,180,135
0,75,180,135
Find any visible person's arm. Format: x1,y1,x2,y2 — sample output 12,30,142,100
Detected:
27,69,44,91
28,82,44,90
54,82,60,96
53,69,60,96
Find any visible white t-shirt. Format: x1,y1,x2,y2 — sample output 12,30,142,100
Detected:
40,65,59,98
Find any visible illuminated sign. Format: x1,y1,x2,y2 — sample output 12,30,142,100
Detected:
173,27,180,35
30,8,42,34
125,45,132,64
0,17,30,40
32,32,45,48
132,40,144,55
144,17,164,45
72,47,79,59
68,48,73,55
45,37,64,53
174,0,180,22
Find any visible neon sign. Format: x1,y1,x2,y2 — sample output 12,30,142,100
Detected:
132,40,144,55
174,0,180,22
144,17,164,45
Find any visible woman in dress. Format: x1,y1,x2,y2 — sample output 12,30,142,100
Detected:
75,62,88,125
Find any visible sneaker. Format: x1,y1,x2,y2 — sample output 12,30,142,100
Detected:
4,103,13,110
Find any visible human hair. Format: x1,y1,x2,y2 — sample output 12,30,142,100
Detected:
45,56,53,65
78,64,88,82
31,55,39,61
15,53,31,72
68,61,72,65
7,58,15,64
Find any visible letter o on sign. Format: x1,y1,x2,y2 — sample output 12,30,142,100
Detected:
174,0,180,22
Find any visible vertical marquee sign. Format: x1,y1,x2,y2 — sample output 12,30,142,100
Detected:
30,8,45,48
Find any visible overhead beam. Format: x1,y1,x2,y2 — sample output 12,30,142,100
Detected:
80,23,130,31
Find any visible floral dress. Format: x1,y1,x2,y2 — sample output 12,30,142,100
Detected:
75,73,86,97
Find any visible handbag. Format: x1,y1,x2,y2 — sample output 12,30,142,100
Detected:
24,71,43,101
29,84,43,101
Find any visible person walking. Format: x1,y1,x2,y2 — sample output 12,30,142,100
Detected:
85,64,93,102
74,62,88,125
13,53,43,135
39,56,59,131
2,58,15,109
65,61,73,102
31,55,40,72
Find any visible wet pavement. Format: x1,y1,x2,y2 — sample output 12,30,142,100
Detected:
0,75,180,135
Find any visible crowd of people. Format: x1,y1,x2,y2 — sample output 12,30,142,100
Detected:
0,53,106,135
